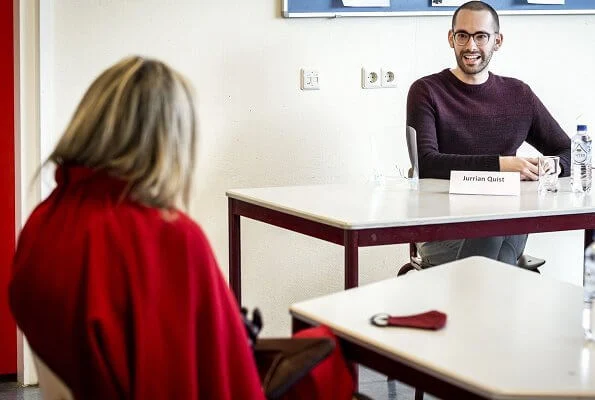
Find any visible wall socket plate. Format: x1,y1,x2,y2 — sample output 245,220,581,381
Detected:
361,67,381,89
381,67,397,88
301,69,320,90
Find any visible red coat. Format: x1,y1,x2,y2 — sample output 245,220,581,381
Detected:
9,166,265,400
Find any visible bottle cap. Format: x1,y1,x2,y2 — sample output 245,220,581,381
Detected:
578,124,588,131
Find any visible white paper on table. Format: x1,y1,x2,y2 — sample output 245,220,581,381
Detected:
431,0,467,6
342,0,390,7
527,0,564,3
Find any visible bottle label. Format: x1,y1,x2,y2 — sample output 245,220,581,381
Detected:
573,142,592,164
586,267,595,300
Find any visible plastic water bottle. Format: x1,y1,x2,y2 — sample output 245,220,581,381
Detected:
571,124,592,193
584,242,595,340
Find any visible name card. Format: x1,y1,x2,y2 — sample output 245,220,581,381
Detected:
449,171,520,196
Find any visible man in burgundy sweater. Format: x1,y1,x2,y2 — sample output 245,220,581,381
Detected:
406,1,571,268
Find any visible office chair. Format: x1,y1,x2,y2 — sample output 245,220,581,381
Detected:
397,243,545,276
32,322,372,400
33,343,345,400
397,125,545,276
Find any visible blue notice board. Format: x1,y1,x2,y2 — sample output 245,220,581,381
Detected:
282,0,595,17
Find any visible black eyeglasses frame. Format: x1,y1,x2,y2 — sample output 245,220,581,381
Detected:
452,30,499,46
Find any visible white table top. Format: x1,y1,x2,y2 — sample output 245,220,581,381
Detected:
227,178,595,229
290,257,595,400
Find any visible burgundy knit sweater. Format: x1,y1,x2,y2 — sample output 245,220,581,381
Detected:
406,69,571,179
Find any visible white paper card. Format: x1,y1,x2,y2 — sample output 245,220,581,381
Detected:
431,0,467,6
449,191,520,215
342,0,390,7
527,0,564,4
449,171,520,196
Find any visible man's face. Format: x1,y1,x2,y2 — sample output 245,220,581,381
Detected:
449,9,502,77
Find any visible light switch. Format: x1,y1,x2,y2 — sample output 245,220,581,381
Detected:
301,69,320,90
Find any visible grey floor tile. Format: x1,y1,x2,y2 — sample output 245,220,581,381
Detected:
359,365,390,383
358,366,440,400
0,382,42,400
0,370,441,400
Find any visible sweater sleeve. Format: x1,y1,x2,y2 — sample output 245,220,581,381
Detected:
525,86,571,177
406,79,500,179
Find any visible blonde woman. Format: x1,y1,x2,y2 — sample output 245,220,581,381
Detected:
9,56,265,400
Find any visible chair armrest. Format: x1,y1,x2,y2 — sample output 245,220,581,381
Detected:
254,337,334,399
517,254,546,271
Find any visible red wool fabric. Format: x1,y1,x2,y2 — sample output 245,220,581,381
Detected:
9,166,265,400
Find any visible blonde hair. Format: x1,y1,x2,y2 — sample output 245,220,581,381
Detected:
49,56,196,209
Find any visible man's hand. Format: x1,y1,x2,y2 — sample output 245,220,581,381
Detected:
499,156,539,181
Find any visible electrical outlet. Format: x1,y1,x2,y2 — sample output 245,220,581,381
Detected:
381,67,397,88
361,68,381,89
300,69,320,90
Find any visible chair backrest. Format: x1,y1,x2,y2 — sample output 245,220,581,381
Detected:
32,352,74,400
405,125,419,180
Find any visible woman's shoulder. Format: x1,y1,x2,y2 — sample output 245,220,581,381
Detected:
120,206,214,256
131,207,205,238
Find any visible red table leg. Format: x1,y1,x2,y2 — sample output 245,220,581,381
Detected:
344,230,359,289
229,198,242,305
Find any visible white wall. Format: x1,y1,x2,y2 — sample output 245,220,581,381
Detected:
36,1,595,339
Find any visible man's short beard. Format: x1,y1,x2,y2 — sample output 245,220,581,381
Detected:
456,51,493,75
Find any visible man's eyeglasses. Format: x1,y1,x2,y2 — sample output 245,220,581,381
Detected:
452,31,497,46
